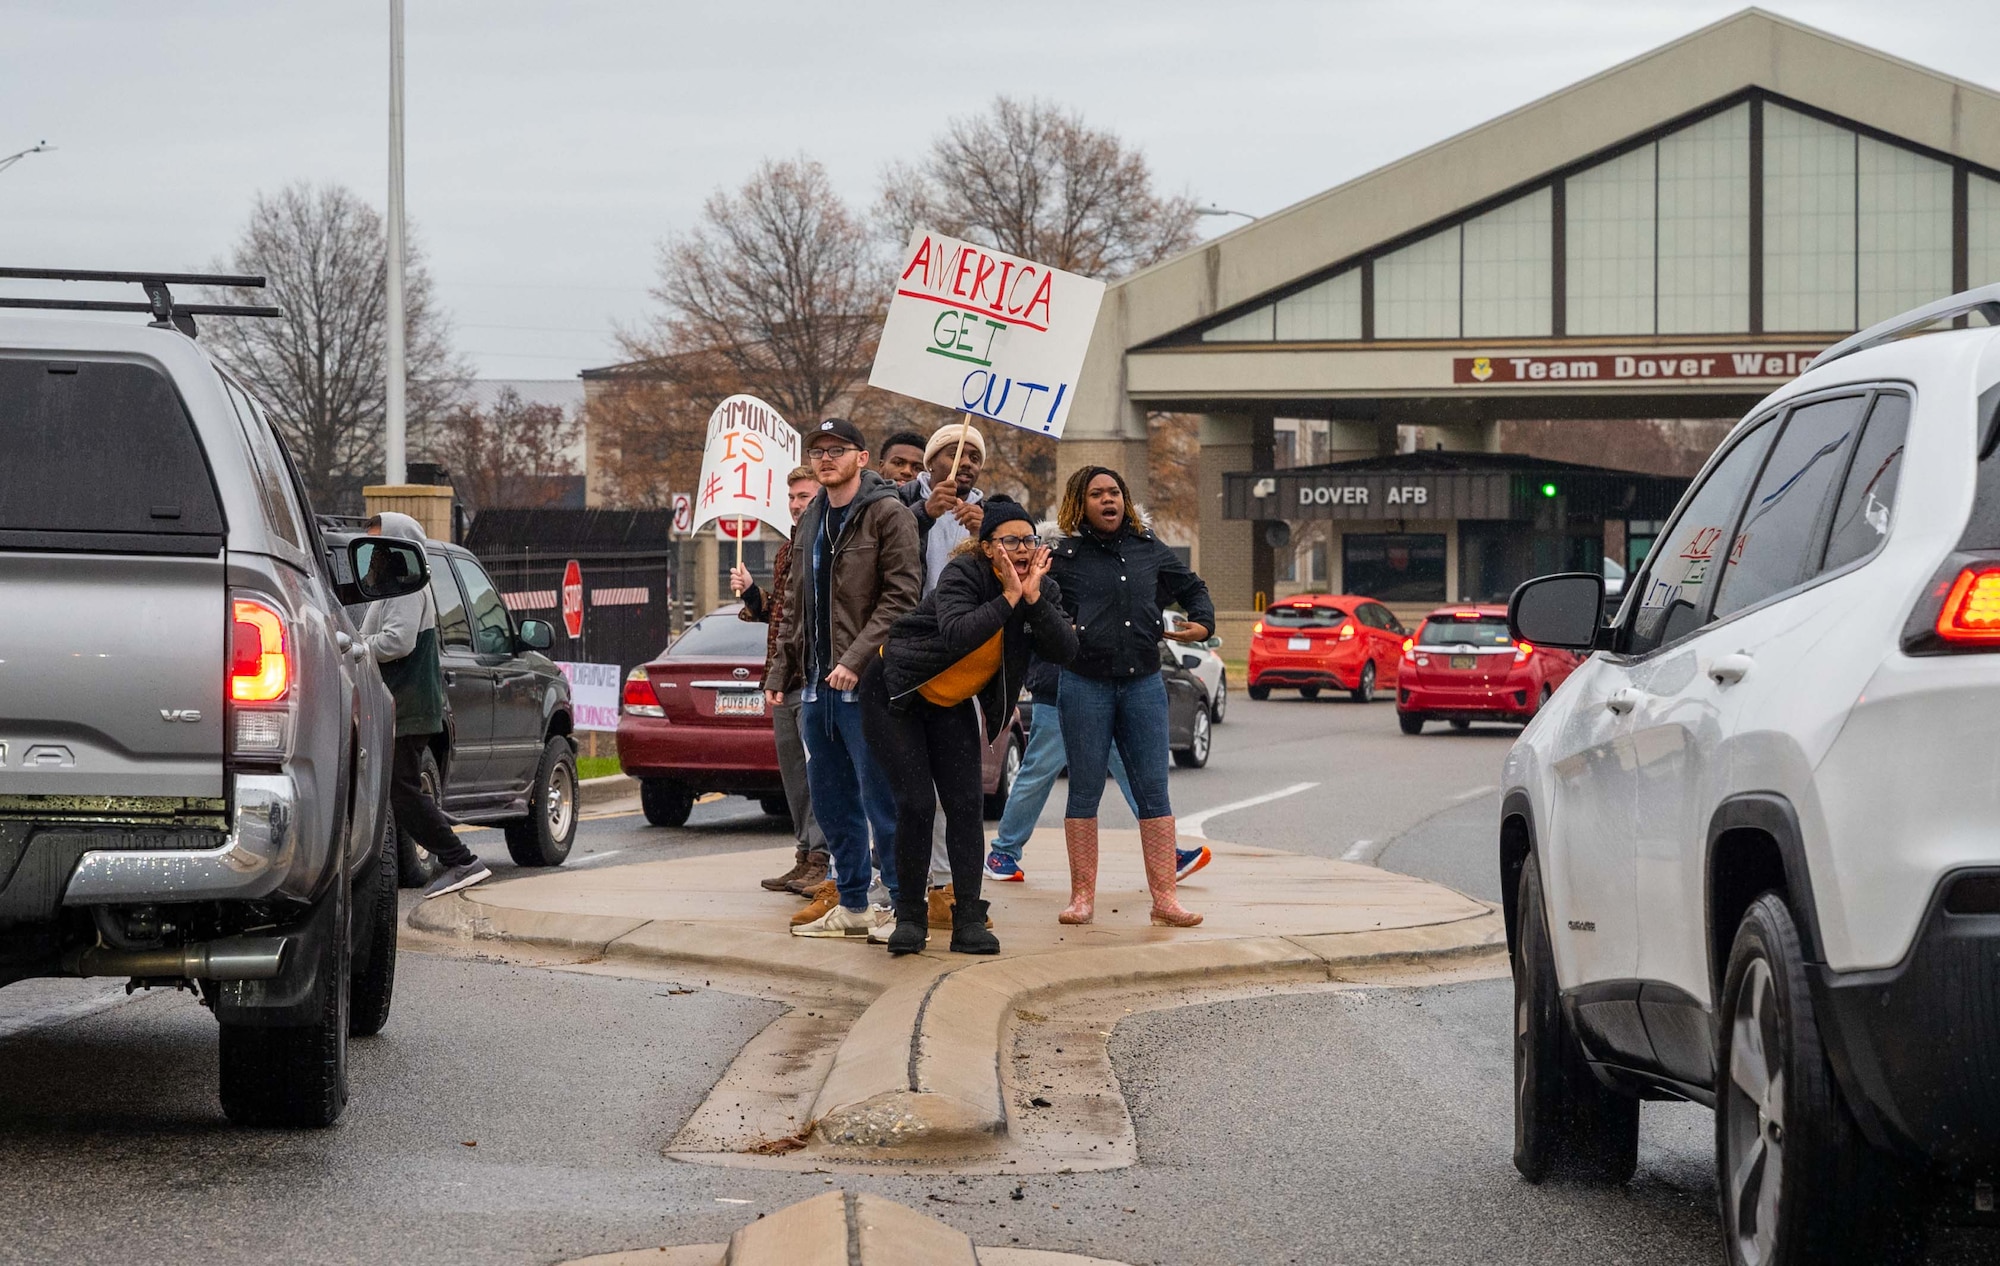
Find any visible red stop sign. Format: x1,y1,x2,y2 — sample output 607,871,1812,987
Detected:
560,559,584,639
717,517,758,540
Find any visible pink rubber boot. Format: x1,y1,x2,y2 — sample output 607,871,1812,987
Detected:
1059,818,1098,925
1140,816,1203,927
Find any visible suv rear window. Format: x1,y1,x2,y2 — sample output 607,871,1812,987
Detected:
1262,603,1346,629
665,608,767,660
1,358,224,553
1418,616,1514,647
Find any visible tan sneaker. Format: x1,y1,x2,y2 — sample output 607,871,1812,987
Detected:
791,879,838,927
785,853,829,896
792,902,877,939
927,883,991,928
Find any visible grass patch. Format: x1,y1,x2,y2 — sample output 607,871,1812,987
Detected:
576,755,622,781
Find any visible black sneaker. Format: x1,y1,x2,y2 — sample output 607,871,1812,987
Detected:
423,861,492,901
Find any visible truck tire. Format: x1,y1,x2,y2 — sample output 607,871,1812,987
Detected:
504,736,578,867
219,882,350,1128
349,806,399,1038
641,777,694,827
396,746,445,888
1513,857,1638,1183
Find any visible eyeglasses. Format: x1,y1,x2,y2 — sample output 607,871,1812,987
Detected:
808,444,861,461
989,535,1045,554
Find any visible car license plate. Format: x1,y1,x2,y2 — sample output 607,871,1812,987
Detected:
1450,655,1477,670
1288,636,1312,650
714,690,764,716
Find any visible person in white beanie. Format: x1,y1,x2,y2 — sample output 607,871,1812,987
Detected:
898,422,988,595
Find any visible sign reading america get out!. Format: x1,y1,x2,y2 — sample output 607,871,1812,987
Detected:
691,394,801,537
868,230,1106,438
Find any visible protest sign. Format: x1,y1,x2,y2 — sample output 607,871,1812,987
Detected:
691,395,800,565
868,230,1106,439
554,661,622,732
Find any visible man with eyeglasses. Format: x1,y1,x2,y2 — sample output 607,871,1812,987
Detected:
765,418,922,939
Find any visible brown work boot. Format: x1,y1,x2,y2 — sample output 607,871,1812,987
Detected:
761,850,811,892
791,879,839,927
785,853,829,896
928,882,991,928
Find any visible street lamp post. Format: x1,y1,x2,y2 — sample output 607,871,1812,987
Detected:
384,0,408,486
0,141,53,176
1195,205,1257,222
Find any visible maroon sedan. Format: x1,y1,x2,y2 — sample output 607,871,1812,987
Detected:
617,604,1026,827
1395,605,1581,734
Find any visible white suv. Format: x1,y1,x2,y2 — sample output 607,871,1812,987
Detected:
1502,286,2000,1264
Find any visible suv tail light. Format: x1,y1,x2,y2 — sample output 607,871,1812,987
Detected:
624,667,665,717
228,594,293,761
1903,552,2000,653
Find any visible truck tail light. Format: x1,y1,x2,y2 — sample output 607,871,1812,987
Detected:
230,597,289,702
1514,641,1534,664
624,667,665,718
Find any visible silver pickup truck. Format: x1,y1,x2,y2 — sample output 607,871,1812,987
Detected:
0,270,427,1127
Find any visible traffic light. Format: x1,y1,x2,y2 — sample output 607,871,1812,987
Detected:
1540,481,1559,498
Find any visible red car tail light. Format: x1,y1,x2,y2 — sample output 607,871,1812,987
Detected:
1402,637,1414,660
1937,566,2000,645
623,667,666,717
229,597,289,703
1339,621,1356,640
1514,641,1534,664
1252,620,1264,636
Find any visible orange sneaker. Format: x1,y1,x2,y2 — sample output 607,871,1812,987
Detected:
791,879,839,927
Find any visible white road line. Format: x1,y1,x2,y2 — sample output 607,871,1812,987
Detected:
567,849,626,868
1181,782,1319,840
1340,838,1381,863
1451,784,1498,802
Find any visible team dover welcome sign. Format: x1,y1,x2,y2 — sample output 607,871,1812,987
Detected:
869,230,1106,438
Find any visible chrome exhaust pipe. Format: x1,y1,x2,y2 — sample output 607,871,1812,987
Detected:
64,935,292,981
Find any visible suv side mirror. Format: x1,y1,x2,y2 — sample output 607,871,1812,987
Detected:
1509,572,1604,650
339,537,430,605
516,619,553,651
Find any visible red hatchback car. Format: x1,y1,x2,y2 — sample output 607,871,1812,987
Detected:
1395,605,1581,734
1246,593,1408,703
618,604,1025,827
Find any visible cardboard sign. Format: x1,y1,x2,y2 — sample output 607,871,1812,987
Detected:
691,395,800,536
554,661,622,733
868,230,1106,438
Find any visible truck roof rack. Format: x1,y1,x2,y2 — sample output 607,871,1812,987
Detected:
0,267,283,337
1808,283,2000,372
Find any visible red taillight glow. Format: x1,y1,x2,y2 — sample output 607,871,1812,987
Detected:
1252,621,1264,635
623,668,665,717
1936,566,2000,644
1514,641,1534,664
1339,621,1356,640
229,598,289,703
1402,637,1414,659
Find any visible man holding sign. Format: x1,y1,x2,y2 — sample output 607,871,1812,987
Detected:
766,419,922,939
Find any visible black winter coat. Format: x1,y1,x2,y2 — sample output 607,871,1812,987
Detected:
1049,525,1216,680
882,552,1078,742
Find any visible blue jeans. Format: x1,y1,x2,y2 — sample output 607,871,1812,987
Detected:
800,690,900,910
991,702,1138,861
1057,670,1173,820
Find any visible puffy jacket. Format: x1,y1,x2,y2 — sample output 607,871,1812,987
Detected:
882,552,1077,741
1049,525,1215,681
765,470,922,692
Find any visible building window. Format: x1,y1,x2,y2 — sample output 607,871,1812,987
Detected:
1764,105,1857,332
1274,269,1362,340
1857,137,1952,326
1658,104,1751,334
1967,173,2000,289
1567,145,1656,335
1342,533,1447,603
1272,425,1298,469
1375,226,1460,339
1463,188,1553,337
1201,305,1274,342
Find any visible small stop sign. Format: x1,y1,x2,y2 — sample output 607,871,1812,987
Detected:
561,559,584,639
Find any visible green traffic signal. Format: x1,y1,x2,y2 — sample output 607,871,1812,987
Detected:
1540,482,1558,498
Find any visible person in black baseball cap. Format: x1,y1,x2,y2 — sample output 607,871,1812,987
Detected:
805,416,869,451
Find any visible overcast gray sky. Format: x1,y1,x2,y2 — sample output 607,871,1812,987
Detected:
3,1,1995,380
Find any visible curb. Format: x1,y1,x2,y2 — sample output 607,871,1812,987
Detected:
579,772,634,809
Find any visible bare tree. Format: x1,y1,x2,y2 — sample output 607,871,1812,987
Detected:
426,387,581,513
1146,412,1200,538
201,183,466,509
877,97,1199,281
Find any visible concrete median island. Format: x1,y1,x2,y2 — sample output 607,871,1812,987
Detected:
407,826,1501,1171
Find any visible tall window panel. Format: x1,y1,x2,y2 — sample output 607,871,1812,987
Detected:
1857,137,1953,325
1462,189,1552,337
1200,304,1274,342
1274,269,1363,340
1658,105,1751,334
1970,173,2000,289
1765,105,1857,331
1567,146,1657,335
1375,227,1460,338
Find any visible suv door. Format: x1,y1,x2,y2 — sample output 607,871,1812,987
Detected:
1541,417,1778,1066
454,554,544,807
428,553,494,799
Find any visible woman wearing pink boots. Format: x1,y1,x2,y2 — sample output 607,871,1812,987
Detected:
1046,466,1216,927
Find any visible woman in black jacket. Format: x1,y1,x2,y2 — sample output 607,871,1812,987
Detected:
862,497,1078,955
1047,466,1216,928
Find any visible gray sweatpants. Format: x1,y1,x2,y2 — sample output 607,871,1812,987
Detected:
775,691,827,860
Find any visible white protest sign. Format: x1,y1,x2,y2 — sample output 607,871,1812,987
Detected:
554,661,622,732
868,230,1106,439
691,395,800,536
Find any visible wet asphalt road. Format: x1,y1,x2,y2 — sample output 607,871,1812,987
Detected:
4,697,1982,1263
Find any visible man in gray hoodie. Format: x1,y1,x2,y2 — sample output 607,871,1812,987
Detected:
361,512,491,900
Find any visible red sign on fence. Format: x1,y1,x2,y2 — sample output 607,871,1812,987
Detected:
560,559,584,639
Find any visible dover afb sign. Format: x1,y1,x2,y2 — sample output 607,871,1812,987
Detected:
869,230,1105,438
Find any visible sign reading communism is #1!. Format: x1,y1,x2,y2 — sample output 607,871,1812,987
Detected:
868,230,1106,439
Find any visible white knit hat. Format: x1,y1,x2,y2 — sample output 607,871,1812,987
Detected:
923,422,987,464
